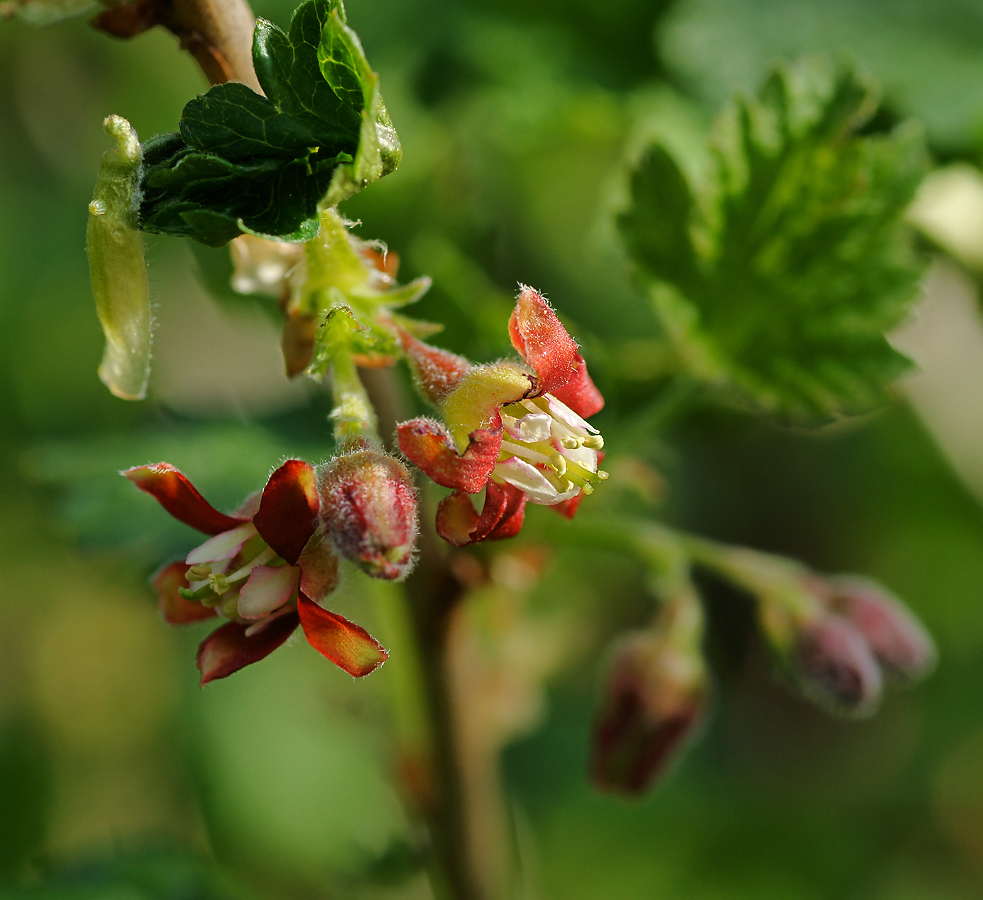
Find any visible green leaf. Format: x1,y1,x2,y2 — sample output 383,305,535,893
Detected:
619,58,928,420
137,0,399,246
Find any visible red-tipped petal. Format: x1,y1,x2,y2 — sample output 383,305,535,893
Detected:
297,593,389,677
254,459,319,565
549,357,604,418
396,328,471,405
397,417,502,493
509,287,580,397
124,464,246,535
435,482,526,546
196,613,300,685
153,561,217,624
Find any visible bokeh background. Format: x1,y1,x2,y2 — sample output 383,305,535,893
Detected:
2,0,983,897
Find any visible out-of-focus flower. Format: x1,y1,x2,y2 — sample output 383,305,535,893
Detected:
756,571,934,717
318,446,419,580
791,614,883,717
126,460,388,683
591,629,709,795
822,576,936,684
397,286,606,546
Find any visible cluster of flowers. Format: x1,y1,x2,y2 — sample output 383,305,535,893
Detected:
128,287,607,683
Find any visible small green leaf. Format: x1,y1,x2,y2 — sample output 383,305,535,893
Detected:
619,59,928,420
137,0,399,246
86,115,152,401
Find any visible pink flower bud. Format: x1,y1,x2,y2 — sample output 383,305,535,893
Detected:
792,616,883,717
591,632,708,795
825,577,936,684
318,450,419,580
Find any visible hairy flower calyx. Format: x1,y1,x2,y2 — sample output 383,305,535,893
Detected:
397,286,605,546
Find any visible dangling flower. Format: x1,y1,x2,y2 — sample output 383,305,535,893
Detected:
126,460,388,684
397,286,606,546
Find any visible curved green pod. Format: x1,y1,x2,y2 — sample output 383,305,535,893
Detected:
86,115,152,400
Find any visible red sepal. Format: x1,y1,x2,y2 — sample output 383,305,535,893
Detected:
153,561,218,624
297,593,389,677
396,328,471,405
397,417,502,493
435,482,527,546
509,287,580,397
549,357,604,418
124,464,246,536
196,613,300,685
551,491,585,521
254,459,319,565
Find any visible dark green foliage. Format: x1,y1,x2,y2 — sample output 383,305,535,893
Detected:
619,59,928,420
137,0,400,246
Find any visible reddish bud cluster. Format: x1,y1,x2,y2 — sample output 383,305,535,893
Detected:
784,576,935,717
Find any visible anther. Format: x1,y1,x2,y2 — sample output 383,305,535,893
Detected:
187,563,212,580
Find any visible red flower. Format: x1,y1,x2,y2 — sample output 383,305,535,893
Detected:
397,286,606,546
126,460,388,684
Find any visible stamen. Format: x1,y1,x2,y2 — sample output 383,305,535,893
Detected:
501,439,555,470
225,545,277,584
187,563,212,580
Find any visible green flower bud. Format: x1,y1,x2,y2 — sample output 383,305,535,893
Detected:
86,115,151,400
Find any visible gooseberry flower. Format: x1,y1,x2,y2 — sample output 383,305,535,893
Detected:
126,460,388,684
318,446,419,580
397,286,606,546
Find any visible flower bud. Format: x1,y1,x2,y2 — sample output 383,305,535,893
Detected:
791,615,883,717
825,577,936,684
591,631,708,795
318,450,419,580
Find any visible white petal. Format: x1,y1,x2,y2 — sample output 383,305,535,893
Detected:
546,393,598,434
186,522,257,565
238,565,300,620
493,458,578,505
516,412,552,443
561,443,598,473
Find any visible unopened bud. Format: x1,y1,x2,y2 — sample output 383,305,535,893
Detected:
825,577,936,684
591,631,708,795
791,615,883,717
318,450,419,580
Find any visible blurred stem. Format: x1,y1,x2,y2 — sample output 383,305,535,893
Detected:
554,517,815,620
621,376,700,450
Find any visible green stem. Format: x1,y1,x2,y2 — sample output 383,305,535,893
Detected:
328,352,380,449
